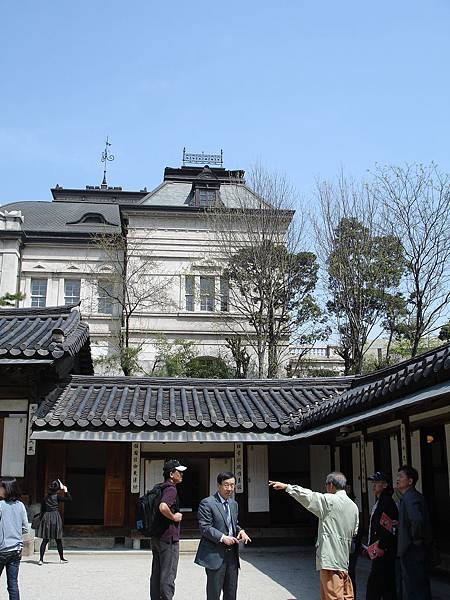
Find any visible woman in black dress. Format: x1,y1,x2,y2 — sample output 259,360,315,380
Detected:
37,479,71,565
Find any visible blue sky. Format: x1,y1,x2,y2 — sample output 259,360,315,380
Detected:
1,1,450,205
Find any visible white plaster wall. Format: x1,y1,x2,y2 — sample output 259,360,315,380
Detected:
352,441,362,510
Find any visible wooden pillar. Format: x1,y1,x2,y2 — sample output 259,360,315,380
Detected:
400,417,412,465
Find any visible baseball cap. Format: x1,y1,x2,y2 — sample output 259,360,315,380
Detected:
164,459,187,472
368,471,389,482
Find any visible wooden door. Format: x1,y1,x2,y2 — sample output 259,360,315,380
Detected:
44,442,67,517
104,443,126,526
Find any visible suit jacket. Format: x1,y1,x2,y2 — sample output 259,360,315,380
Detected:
368,490,398,559
397,486,432,557
194,493,242,570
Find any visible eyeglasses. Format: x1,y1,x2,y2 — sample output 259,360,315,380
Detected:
220,483,235,489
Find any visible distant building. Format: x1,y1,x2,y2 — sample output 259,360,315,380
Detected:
0,162,292,375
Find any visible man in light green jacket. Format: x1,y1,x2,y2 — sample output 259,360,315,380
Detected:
270,472,358,600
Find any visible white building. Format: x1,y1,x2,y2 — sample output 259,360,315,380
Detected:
0,163,289,375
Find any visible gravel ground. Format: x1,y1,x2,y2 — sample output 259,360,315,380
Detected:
2,548,449,600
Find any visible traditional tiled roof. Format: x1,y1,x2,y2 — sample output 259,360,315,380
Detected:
33,376,351,433
286,342,450,433
0,305,91,362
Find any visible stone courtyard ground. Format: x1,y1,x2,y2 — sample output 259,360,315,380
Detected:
2,548,450,600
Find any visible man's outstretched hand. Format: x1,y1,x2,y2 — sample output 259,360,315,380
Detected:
269,481,288,491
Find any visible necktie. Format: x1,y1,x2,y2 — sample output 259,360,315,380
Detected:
224,500,233,536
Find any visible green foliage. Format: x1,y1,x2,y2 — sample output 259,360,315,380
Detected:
94,346,142,376
439,322,450,342
303,367,340,378
390,337,441,359
151,334,197,377
0,292,25,306
185,356,232,379
224,240,324,377
326,217,405,374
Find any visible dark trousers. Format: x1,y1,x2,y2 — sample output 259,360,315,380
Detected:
0,554,21,600
400,546,431,600
366,557,396,600
348,551,358,598
205,547,239,600
150,538,180,600
39,538,64,561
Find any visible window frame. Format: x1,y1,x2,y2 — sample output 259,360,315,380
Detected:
185,275,195,311
200,275,215,312
64,279,81,306
30,278,48,308
97,282,114,315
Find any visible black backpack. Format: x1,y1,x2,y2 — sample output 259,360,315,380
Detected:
136,484,163,536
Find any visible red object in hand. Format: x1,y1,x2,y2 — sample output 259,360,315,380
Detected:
367,541,384,560
380,512,394,533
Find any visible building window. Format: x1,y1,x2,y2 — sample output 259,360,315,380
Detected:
64,279,80,305
200,276,215,311
197,189,216,207
185,275,194,311
30,279,47,308
98,283,114,315
220,277,229,312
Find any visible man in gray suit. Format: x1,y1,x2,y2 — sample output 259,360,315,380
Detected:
194,471,251,600
396,465,432,600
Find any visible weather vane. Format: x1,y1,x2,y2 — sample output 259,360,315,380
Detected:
101,136,114,186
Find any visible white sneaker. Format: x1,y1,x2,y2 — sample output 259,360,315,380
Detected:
38,560,43,566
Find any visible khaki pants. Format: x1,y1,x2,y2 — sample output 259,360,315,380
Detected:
319,569,354,600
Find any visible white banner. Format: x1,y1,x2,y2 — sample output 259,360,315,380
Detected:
27,403,38,455
234,442,244,493
131,442,141,493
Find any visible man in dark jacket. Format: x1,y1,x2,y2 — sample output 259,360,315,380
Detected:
396,465,432,600
365,472,398,600
194,471,251,600
150,459,187,600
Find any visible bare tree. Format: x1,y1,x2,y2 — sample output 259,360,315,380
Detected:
88,231,171,375
373,163,450,356
209,165,325,378
314,173,404,374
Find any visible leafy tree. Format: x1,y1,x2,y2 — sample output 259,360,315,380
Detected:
224,241,323,377
150,335,197,377
186,356,232,378
326,217,404,374
439,322,450,342
0,292,25,306
209,165,327,378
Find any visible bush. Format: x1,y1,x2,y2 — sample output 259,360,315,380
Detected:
186,356,232,379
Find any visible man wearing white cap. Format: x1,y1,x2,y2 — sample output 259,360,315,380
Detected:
150,458,187,600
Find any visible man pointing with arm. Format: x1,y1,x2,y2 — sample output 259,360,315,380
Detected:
270,471,358,600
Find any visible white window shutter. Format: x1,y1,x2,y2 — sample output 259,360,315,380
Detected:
247,444,269,512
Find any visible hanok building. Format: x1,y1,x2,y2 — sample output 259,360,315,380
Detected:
0,305,92,509
1,304,449,555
